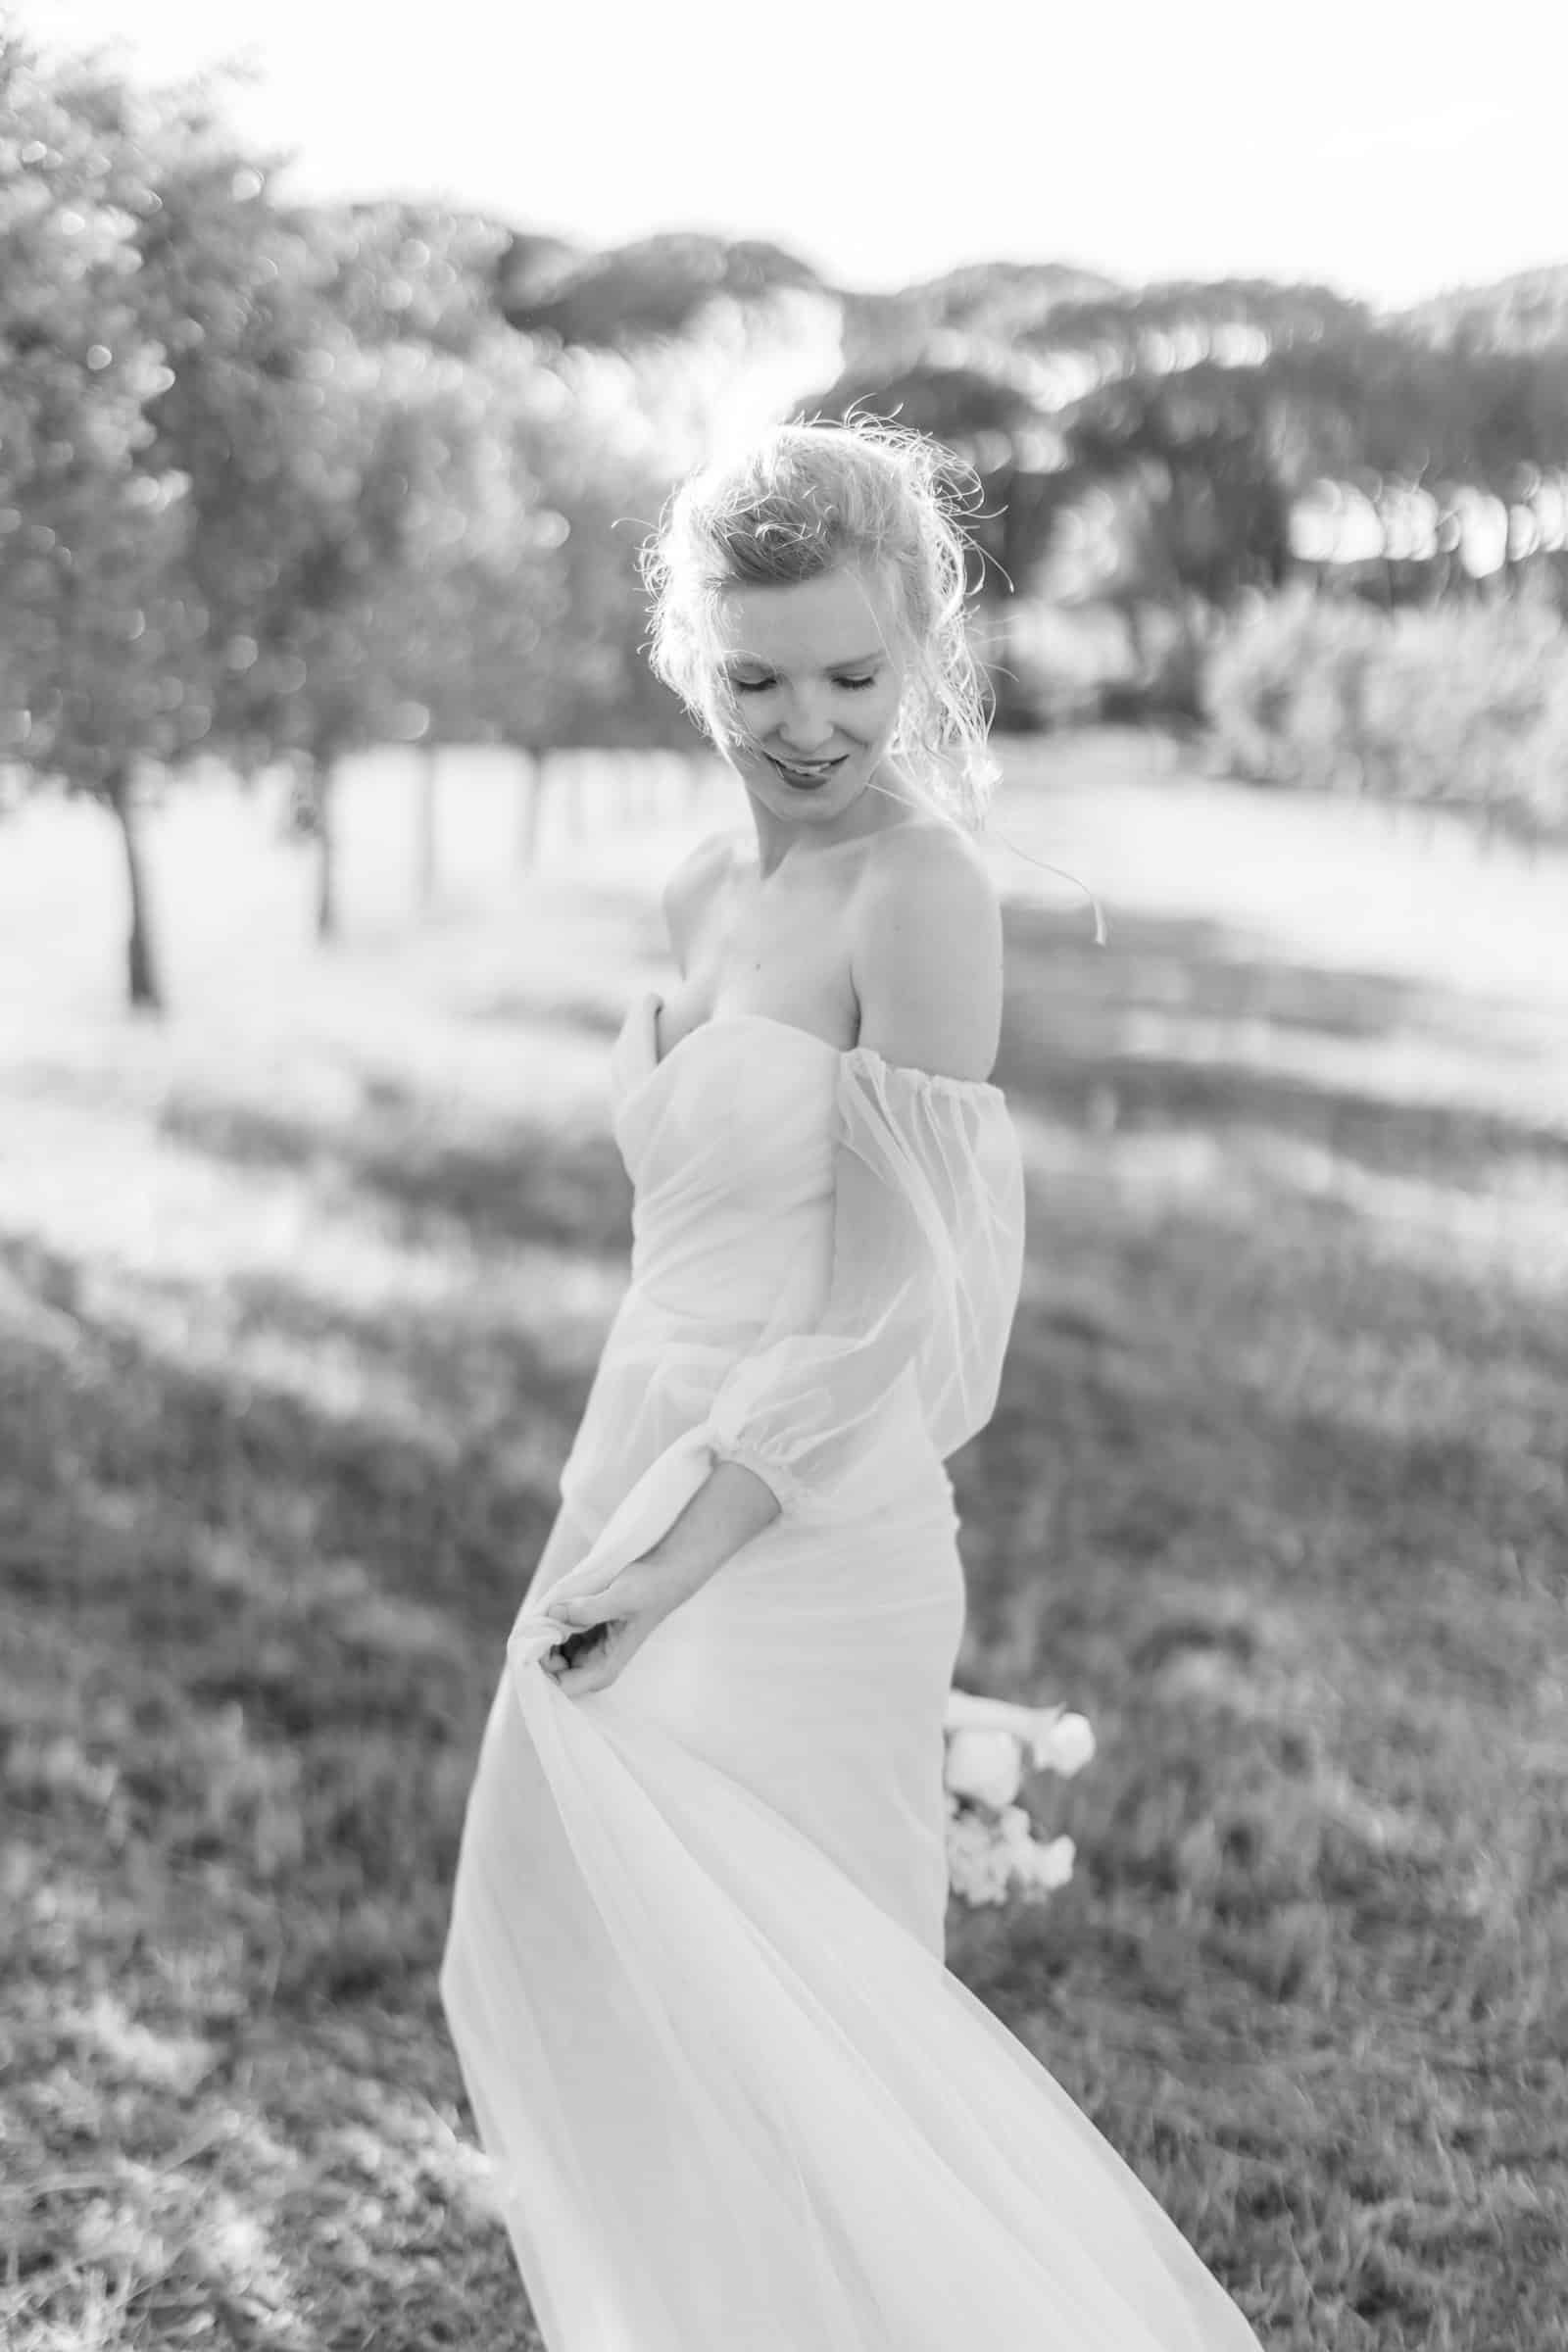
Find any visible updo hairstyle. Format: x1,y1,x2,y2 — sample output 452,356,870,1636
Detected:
639,413,999,830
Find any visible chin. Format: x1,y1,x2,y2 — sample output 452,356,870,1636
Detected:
729,745,894,832
766,774,860,816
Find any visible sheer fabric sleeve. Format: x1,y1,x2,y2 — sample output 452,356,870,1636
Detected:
703,1047,1026,1513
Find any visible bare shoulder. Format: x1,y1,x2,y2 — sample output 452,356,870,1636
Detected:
660,826,749,969
857,815,998,909
850,819,1003,1082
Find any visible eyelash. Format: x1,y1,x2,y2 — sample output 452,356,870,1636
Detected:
731,676,876,695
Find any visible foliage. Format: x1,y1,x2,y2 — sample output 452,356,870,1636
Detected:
1205,585,1568,840
499,229,820,349
1403,262,1568,358
0,36,691,991
0,40,206,790
308,197,516,359
1060,369,1291,606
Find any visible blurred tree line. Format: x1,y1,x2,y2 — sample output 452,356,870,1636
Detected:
0,35,682,1006
6,33,1568,1008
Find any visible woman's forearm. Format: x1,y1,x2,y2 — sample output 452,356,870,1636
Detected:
648,1457,782,1583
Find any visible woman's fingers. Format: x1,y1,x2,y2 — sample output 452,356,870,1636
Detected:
538,1559,674,1695
543,1623,604,1671
549,1618,636,1696
554,1592,616,1628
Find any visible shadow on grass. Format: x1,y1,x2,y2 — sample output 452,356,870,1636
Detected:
971,1277,1565,1647
2,1244,582,1653
995,905,1568,1182
459,899,1568,1188
1,1232,583,2046
158,1093,635,1262
2,1273,553,2344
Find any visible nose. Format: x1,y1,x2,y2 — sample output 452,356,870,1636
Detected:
775,691,835,753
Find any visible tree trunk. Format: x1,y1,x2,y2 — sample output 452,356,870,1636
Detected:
314,754,338,942
104,763,164,1014
564,755,587,844
995,466,1055,730
416,741,439,908
1119,597,1149,684
1163,595,1205,719
516,747,545,868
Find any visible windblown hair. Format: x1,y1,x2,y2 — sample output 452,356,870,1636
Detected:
639,412,999,830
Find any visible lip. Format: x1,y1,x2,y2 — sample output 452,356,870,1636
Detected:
766,753,847,786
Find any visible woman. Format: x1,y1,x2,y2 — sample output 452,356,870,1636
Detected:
440,417,1265,2349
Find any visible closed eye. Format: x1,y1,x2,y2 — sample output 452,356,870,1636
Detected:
731,675,877,693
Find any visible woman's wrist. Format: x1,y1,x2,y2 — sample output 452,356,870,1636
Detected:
647,1457,783,1583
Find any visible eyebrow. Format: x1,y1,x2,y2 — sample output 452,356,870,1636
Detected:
722,651,887,673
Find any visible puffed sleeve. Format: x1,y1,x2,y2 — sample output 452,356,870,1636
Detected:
701,1046,1026,1512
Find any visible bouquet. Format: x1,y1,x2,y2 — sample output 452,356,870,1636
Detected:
941,1689,1096,1909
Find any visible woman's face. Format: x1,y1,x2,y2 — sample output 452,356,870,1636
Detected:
705,567,907,831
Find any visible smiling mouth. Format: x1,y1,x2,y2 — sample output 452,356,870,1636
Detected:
767,754,847,786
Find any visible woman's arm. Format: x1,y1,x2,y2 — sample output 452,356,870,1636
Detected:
661,825,746,975
850,822,1004,1083
697,827,1014,1513
543,1456,780,1694
640,1455,782,1571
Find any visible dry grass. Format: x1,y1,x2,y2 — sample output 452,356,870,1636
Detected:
2,737,1565,2350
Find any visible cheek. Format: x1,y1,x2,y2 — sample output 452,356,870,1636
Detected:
863,689,904,740
828,690,903,744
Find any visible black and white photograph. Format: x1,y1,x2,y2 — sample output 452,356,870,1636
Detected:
3,5,1565,2347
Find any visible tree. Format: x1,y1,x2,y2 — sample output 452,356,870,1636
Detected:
360,335,574,895
1046,368,1290,711
0,37,216,1009
498,229,821,351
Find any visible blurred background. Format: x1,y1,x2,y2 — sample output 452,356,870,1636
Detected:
3,11,1565,2352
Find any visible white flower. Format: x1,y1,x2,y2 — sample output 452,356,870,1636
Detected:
943,1727,1023,1810
943,1695,1094,1912
997,1803,1037,1852
1019,1835,1076,1897
946,1690,1097,1779
1032,1712,1096,1778
945,1801,1013,1906
945,1803,1078,1911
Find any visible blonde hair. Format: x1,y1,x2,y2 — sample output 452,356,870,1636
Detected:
639,412,1000,830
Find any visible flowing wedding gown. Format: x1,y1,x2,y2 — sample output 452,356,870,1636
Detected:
440,988,1265,2351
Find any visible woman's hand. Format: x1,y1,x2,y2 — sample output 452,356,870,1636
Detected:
541,1543,710,1697
539,1457,782,1698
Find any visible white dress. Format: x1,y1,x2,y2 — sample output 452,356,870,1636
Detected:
440,989,1265,2351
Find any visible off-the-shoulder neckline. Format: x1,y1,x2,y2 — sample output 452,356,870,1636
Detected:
643,992,1004,1101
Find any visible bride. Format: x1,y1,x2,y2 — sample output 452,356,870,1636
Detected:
440,416,1266,2348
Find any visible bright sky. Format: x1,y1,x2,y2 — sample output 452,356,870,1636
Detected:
31,0,1568,309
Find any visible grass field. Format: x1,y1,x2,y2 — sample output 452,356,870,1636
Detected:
2,734,1565,2350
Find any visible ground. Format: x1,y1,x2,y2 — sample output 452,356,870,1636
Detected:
2,733,1564,2350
